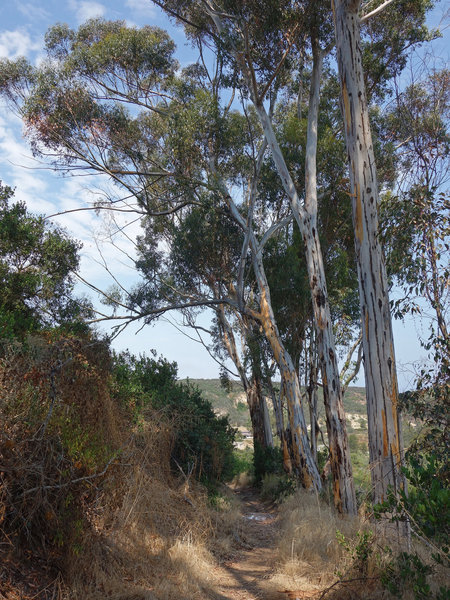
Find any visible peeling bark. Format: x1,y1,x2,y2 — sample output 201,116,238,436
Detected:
249,233,322,490
267,375,292,473
252,43,356,514
332,0,406,503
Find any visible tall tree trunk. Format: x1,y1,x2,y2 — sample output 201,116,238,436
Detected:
247,371,274,449
262,394,274,448
206,3,352,507
332,0,406,504
253,44,356,514
307,335,320,465
217,306,273,450
267,375,292,473
250,234,322,490
212,151,320,489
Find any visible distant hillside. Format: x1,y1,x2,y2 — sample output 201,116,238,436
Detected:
184,378,366,427
183,378,419,450
183,378,250,427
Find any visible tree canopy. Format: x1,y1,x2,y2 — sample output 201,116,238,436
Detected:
0,183,89,338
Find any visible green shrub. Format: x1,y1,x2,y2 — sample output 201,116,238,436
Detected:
111,352,236,487
253,442,283,484
260,473,297,502
375,453,449,549
231,447,254,477
381,552,438,599
374,452,449,599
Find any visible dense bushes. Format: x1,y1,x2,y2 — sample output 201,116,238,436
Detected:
0,332,119,555
253,442,283,484
0,335,236,571
111,351,236,486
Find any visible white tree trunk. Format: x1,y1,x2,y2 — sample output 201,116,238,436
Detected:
250,237,322,490
332,0,406,504
253,46,356,514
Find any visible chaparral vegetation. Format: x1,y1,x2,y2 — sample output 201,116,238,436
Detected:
0,1,448,598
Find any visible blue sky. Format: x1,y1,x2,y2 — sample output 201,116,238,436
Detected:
0,1,448,388
0,0,217,379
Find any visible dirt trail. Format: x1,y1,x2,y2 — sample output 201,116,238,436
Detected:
207,486,283,600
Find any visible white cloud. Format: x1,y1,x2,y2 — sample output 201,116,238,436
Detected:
125,0,156,18
0,28,41,59
69,0,106,23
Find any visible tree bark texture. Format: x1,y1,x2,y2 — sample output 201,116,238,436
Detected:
332,0,406,504
250,235,322,490
268,376,292,473
214,155,321,490
253,47,356,514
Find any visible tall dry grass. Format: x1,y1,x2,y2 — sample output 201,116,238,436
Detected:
66,410,242,600
0,335,243,600
269,489,363,595
270,488,449,600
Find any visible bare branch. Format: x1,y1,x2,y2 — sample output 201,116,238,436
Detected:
260,216,293,250
360,0,396,23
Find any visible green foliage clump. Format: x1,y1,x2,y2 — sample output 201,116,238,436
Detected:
260,473,297,503
375,454,449,551
336,529,375,577
0,182,91,339
111,352,236,487
231,447,253,477
381,551,448,600
374,453,449,599
253,442,283,484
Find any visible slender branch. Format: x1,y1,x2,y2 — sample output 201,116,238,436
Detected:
152,0,215,36
21,454,118,496
318,576,379,600
44,206,144,221
360,0,396,23
260,216,293,250
258,24,299,104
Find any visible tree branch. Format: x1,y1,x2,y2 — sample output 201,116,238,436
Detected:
360,0,396,23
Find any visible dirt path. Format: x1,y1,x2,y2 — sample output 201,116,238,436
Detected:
208,486,283,600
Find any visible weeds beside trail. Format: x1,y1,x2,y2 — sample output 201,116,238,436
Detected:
2,336,447,599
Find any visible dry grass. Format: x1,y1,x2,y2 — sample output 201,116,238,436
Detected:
0,335,243,600
65,417,242,600
269,488,363,594
270,488,450,600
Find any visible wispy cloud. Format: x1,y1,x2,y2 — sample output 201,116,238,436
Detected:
125,0,156,18
69,0,106,24
17,2,50,21
0,28,42,59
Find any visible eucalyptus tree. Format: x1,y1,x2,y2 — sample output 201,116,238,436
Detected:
0,19,324,487
380,67,449,463
332,0,435,503
160,198,276,451
0,10,360,508
154,0,358,513
157,84,322,487
381,68,449,355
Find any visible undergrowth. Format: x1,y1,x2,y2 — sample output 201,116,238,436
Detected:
0,333,241,599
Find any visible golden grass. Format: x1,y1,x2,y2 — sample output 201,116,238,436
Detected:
270,488,363,593
270,488,449,600
66,419,241,600
0,336,243,600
